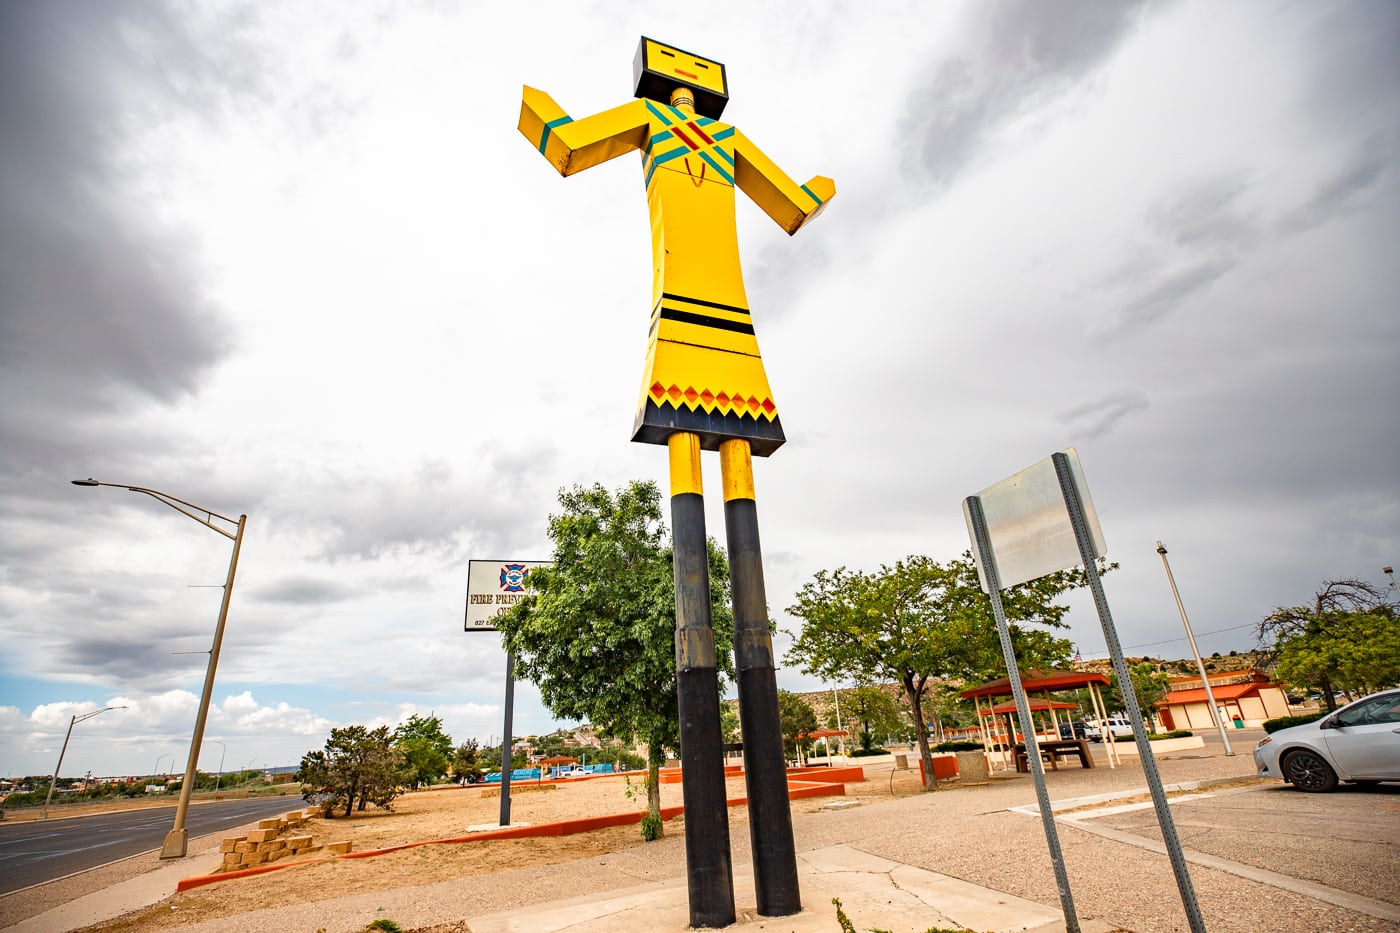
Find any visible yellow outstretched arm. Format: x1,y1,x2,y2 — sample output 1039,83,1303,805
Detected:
732,129,835,235
519,86,651,177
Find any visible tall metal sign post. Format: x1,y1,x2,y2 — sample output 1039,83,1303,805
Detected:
466,559,550,827
518,36,833,927
963,449,1206,933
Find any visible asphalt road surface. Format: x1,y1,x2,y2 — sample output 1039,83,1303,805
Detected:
0,796,302,895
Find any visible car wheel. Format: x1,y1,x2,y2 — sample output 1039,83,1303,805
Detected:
1283,749,1338,792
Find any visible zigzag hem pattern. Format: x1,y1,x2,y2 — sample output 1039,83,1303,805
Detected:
632,400,785,457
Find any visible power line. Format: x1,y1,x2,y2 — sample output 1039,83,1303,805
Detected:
1078,621,1257,658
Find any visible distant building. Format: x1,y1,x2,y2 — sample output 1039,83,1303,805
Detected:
1155,669,1290,729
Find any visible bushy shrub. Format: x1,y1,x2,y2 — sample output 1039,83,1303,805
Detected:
640,812,663,841
848,748,889,758
0,790,46,808
1264,713,1325,734
932,741,983,752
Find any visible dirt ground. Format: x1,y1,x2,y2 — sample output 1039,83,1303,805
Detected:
76,765,930,932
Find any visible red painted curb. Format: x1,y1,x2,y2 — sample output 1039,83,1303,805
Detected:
177,767,862,893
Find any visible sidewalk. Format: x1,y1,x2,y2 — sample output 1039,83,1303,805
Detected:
463,844,1117,933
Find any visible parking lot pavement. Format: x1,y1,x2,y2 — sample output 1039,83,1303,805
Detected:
1069,782,1400,912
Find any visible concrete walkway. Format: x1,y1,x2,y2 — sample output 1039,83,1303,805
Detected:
463,843,1115,933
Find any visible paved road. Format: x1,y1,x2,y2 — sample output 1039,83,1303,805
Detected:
0,796,301,895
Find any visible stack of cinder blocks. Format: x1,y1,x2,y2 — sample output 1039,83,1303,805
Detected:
217,807,352,872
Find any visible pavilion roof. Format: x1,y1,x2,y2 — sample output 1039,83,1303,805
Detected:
978,698,1080,716
1159,683,1270,704
800,728,849,739
960,668,1110,699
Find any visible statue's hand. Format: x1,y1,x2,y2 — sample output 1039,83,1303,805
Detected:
519,86,572,172
803,176,836,205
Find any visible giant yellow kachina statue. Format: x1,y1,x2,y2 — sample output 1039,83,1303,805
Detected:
519,36,834,456
518,37,833,926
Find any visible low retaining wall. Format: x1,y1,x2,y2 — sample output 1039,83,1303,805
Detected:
1109,735,1207,756
216,808,348,873
915,753,963,784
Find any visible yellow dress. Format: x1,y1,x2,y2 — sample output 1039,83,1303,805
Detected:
520,89,833,457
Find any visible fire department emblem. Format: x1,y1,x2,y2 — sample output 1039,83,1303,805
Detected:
499,563,529,592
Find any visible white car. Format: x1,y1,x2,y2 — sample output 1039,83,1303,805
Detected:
1083,717,1133,742
1253,688,1400,792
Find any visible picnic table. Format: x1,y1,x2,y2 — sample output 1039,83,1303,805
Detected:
1014,738,1093,772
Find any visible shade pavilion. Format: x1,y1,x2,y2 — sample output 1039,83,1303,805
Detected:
960,668,1121,769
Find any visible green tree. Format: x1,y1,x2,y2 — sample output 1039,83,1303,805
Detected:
839,685,903,751
495,480,734,840
917,680,978,743
719,702,742,745
394,714,453,789
1274,609,1400,701
299,725,403,817
777,690,818,761
451,739,484,783
786,552,1095,789
1257,579,1398,711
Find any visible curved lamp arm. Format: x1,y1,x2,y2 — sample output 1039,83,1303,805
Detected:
71,479,237,540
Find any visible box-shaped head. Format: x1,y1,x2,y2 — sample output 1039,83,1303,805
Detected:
633,36,728,119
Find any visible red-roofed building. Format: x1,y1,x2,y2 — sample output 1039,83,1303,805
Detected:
1155,670,1290,730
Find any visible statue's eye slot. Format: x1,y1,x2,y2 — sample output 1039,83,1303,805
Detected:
692,61,709,69
658,49,675,57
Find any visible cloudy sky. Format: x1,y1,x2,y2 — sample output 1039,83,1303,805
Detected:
2,0,1396,779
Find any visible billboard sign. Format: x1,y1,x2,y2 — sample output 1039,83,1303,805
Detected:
464,560,551,631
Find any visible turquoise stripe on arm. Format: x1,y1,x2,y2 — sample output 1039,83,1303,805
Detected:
711,127,735,141
801,183,823,205
538,115,574,155
713,147,734,167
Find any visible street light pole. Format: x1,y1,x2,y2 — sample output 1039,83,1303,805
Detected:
72,478,247,858
212,741,227,794
1156,542,1233,756
42,706,126,818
